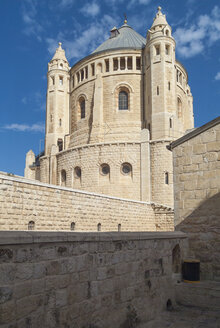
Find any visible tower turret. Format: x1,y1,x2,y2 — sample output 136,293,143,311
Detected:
45,42,70,156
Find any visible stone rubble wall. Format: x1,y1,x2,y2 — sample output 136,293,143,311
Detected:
173,122,220,280
0,231,186,327
0,174,173,232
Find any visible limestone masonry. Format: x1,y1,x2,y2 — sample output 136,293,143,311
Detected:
171,116,220,281
25,7,194,210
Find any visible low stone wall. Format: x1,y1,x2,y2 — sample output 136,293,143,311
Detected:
0,231,187,327
0,174,173,232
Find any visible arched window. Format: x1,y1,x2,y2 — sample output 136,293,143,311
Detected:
71,222,75,231
121,162,132,175
100,163,110,176
79,97,85,119
119,91,128,110
28,221,35,230
118,224,121,232
61,169,66,186
97,223,101,232
74,166,81,179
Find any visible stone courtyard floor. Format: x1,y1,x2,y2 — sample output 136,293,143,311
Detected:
144,306,220,328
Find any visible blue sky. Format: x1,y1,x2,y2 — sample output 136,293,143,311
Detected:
0,0,220,176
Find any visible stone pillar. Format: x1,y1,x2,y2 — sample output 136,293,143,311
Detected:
140,129,151,201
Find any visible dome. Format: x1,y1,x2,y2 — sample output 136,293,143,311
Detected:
92,23,146,54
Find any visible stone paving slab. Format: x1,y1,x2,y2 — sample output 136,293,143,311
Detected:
143,306,220,328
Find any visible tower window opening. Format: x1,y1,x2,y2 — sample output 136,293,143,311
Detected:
165,172,169,185
105,59,109,72
127,57,132,70
113,58,118,71
81,70,84,81
166,30,169,36
51,76,55,85
169,118,172,128
119,90,128,110
97,223,101,232
79,97,86,119
85,66,88,79
59,118,62,127
28,220,35,230
136,57,141,70
50,114,53,122
61,169,66,186
157,86,159,95
118,224,121,232
155,45,160,56
72,76,74,88
57,138,63,152
120,57,125,70
71,222,75,231
165,45,170,55
60,63,63,69
91,63,95,76
59,76,63,86
168,82,171,90
74,166,81,179
179,73,182,84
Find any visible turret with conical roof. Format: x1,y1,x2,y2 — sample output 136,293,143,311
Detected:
45,42,70,175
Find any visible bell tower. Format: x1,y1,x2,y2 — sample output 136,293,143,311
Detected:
144,6,178,140
45,42,70,156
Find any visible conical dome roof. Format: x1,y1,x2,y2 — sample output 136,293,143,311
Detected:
92,23,146,54
151,6,168,28
51,42,68,63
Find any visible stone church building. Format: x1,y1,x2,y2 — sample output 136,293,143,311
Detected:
25,7,194,207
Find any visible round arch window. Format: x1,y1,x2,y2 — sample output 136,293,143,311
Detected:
121,163,132,175
100,163,110,176
74,166,81,179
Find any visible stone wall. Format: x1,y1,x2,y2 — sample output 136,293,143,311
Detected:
172,118,220,280
0,173,174,232
0,231,187,327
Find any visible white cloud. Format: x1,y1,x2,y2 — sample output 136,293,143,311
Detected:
21,97,27,105
3,123,45,133
46,14,118,61
22,0,43,41
80,2,100,17
215,72,220,80
60,0,74,8
174,6,220,58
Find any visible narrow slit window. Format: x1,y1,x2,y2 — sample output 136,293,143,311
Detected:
120,57,125,70
136,57,141,70
168,82,171,90
71,222,75,231
77,72,80,83
72,76,74,88
155,45,160,56
169,118,172,128
165,45,170,55
51,76,55,85
80,99,85,119
113,58,118,71
157,86,159,95
165,172,169,185
118,224,121,232
81,70,84,81
91,63,95,76
57,139,63,152
127,57,132,70
97,223,101,232
105,59,109,72
59,119,62,127
85,66,88,79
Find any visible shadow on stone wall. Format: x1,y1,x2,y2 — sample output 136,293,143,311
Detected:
176,191,220,281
